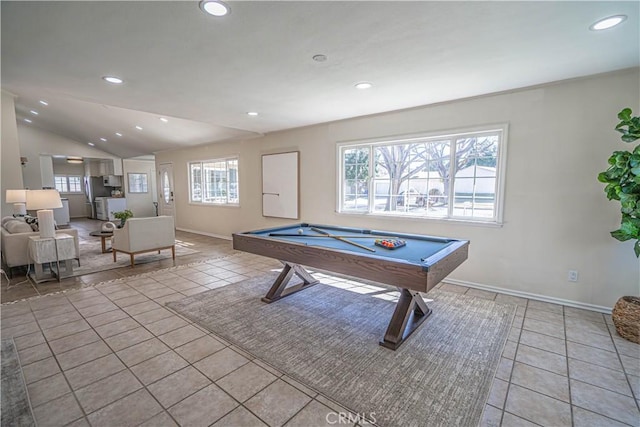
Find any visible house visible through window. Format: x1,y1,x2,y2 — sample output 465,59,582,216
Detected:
128,173,148,193
338,126,507,223
189,157,239,205
54,175,82,194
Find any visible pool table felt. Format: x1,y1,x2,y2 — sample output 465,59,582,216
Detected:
255,224,456,265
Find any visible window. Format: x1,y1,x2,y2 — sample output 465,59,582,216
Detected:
189,157,239,205
338,126,507,223
128,173,148,193
54,175,82,194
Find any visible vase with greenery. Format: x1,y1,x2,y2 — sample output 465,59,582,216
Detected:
112,209,133,227
598,107,640,343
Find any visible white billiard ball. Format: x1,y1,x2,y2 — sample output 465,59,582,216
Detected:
297,228,304,234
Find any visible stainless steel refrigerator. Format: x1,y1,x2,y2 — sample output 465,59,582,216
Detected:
84,176,111,218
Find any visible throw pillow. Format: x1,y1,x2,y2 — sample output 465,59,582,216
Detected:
24,215,38,232
4,220,33,234
1,216,18,227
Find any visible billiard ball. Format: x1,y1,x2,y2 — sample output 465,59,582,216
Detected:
297,228,304,234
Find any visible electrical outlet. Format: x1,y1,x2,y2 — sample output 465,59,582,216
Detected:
568,270,578,282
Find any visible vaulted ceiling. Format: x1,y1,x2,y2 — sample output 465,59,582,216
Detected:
2,1,638,158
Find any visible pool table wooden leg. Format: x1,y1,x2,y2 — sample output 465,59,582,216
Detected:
261,262,319,303
380,288,432,350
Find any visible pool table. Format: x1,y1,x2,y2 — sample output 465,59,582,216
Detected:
232,223,469,350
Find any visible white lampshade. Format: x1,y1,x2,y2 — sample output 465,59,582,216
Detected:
6,189,27,203
26,190,63,210
26,190,63,239
6,189,27,216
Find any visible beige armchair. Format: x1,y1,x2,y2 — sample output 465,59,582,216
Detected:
111,216,175,267
1,219,79,276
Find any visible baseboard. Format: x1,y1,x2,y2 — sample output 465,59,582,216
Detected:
176,227,231,241
177,226,611,314
444,278,612,314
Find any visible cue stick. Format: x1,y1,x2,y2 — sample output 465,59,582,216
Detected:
268,233,400,239
310,227,376,252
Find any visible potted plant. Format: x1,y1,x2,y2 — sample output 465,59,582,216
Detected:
111,209,133,228
598,108,640,343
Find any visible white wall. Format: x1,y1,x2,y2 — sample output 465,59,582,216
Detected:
17,124,121,190
1,91,25,218
122,158,156,218
52,161,87,218
156,69,640,309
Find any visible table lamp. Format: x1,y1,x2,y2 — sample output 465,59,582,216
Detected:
26,189,62,239
6,189,27,216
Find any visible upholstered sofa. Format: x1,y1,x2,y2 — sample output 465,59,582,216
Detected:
1,217,79,276
112,216,175,267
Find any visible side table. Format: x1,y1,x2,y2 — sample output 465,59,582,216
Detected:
89,230,114,253
28,234,77,283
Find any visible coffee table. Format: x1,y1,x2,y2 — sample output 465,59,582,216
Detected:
90,230,114,253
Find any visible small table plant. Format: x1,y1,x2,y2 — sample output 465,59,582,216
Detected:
112,209,133,228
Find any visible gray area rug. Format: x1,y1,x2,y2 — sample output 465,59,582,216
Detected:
1,339,35,427
72,239,199,277
168,274,516,427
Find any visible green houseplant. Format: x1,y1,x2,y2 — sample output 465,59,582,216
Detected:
598,108,640,344
598,108,640,256
112,209,133,227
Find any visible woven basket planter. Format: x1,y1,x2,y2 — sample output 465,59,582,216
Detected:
612,296,640,344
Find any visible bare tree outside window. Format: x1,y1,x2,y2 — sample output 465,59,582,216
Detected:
188,157,239,205
339,127,505,223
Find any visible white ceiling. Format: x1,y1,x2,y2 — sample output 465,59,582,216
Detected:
2,1,638,159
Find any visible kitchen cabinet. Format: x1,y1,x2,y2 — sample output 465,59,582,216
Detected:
40,155,55,188
113,159,123,175
99,160,114,176
103,175,122,187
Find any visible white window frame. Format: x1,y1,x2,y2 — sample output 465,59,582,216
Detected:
54,175,83,194
128,173,148,193
188,156,240,206
336,124,508,225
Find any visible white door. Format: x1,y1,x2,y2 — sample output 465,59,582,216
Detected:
158,163,175,220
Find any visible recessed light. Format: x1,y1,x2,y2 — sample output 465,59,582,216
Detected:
67,157,83,164
247,112,259,116
115,132,123,137
200,0,229,17
135,125,143,130
355,82,373,90
88,142,95,146
24,118,32,123
102,76,124,84
39,100,48,106
30,110,39,115
100,138,107,142
159,117,169,123
312,54,327,62
590,15,627,31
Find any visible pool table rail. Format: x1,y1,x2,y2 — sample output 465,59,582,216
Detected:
232,228,468,293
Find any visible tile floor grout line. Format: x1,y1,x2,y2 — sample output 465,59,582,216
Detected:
562,304,575,426
6,223,639,426
55,297,196,426
499,298,529,427
27,293,90,427
502,409,545,426
606,316,640,413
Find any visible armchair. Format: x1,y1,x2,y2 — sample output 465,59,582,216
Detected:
111,216,175,267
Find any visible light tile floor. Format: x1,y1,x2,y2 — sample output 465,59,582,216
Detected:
1,225,639,426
